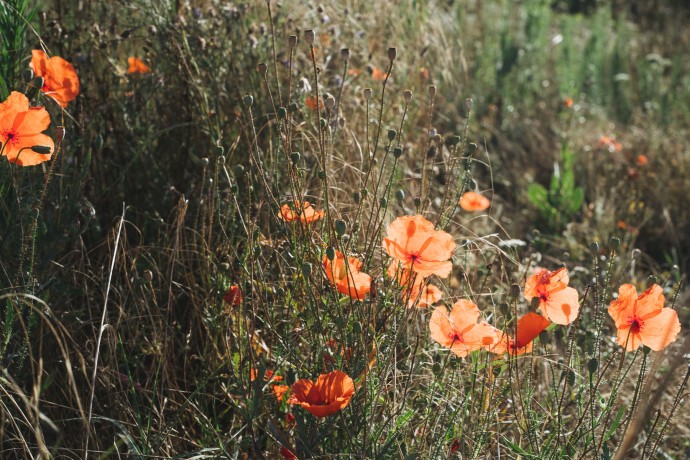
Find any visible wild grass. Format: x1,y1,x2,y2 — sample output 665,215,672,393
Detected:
0,0,689,458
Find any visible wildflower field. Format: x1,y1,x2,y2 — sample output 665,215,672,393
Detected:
2,0,690,458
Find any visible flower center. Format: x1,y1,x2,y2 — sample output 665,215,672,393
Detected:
450,332,463,343
628,317,642,333
3,130,18,146
539,292,548,302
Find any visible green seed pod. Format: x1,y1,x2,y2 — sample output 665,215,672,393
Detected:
289,102,299,113
301,263,313,278
588,358,599,374
393,147,403,158
326,246,336,260
320,118,327,128
395,189,405,202
31,145,52,154
335,219,346,236
290,151,301,165
379,197,387,207
387,129,397,141
610,236,620,250
233,165,245,177
277,106,287,119
243,95,253,107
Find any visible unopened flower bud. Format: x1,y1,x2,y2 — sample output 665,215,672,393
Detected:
257,62,268,76
143,269,153,283
326,247,336,260
290,152,301,165
387,129,397,141
335,219,346,236
277,106,287,119
31,145,52,154
341,48,350,60
363,88,372,101
393,147,403,158
403,90,412,103
395,189,405,201
243,95,253,107
301,262,313,277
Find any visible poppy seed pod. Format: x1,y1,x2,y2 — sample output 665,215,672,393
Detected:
23,68,34,82
304,29,315,45
325,96,335,110
341,48,350,60
403,90,412,103
465,98,473,110
363,88,372,101
288,35,297,48
395,189,404,201
257,62,268,76
428,85,436,97
335,219,347,236
290,152,301,165
326,246,336,260
387,129,397,141
301,262,313,277
387,47,397,61
243,95,253,107
393,147,403,158
277,106,287,119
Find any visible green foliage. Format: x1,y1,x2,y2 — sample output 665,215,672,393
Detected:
527,142,584,232
0,0,37,99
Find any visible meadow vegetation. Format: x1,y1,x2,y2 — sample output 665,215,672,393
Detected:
1,0,689,458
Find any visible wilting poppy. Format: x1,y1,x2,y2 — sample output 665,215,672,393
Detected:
223,285,242,305
278,200,324,223
127,56,151,74
383,215,456,278
489,312,551,355
30,50,79,108
524,267,579,325
0,91,54,166
608,284,681,351
288,370,354,417
429,300,498,357
459,191,491,212
323,250,371,300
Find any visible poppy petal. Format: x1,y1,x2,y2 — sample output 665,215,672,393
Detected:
514,313,550,349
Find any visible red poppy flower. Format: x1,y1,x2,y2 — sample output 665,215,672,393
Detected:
524,267,579,325
489,312,550,355
429,300,499,357
223,285,242,306
459,191,490,212
280,446,297,460
564,97,574,108
30,50,79,108
272,384,290,402
0,91,54,166
127,56,151,74
278,200,324,224
383,215,456,278
288,370,354,417
388,261,443,308
323,250,371,300
608,284,681,351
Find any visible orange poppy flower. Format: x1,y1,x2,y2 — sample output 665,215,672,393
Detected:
288,370,354,417
348,68,362,77
608,284,681,352
564,97,574,108
278,200,324,224
0,91,54,166
459,191,491,212
323,250,371,300
599,135,623,152
383,215,456,278
429,300,499,357
636,154,649,166
250,368,283,383
304,95,324,111
524,267,579,325
489,313,550,355
272,384,290,402
371,66,388,81
30,50,79,108
223,285,242,305
127,56,151,74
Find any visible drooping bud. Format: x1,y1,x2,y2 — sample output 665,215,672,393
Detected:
31,145,52,154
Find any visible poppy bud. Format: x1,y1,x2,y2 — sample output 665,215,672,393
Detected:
465,98,473,110
363,88,372,101
393,147,402,158
530,296,540,310
642,345,651,356
304,29,315,45
301,263,312,277
387,47,396,61
200,157,209,167
395,189,404,202
588,358,598,374
510,283,521,299
326,247,336,260
318,170,326,180
233,164,245,177
31,145,52,154
341,48,350,60
428,85,436,97
335,219,346,236
468,142,477,152
647,275,657,285
290,151,300,165
414,196,421,208
631,248,641,259
609,236,620,250
230,184,238,194
325,96,335,110
403,90,412,103
257,62,268,76
379,198,387,207
277,106,287,118
143,269,153,283
387,129,397,141
288,102,299,113
288,35,297,48
243,95,253,107
320,118,327,128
